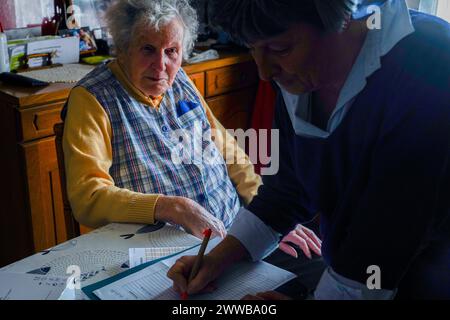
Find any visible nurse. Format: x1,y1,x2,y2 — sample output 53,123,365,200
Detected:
168,0,450,299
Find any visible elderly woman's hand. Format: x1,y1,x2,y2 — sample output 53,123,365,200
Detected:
155,195,226,239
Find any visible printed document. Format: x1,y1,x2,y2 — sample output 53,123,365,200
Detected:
93,238,296,300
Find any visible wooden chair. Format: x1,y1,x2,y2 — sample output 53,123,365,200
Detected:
54,122,80,239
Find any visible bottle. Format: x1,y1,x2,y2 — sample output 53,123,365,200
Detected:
41,16,56,36
54,0,68,31
0,22,10,73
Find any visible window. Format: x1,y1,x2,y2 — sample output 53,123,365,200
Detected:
68,0,112,29
14,0,54,28
0,0,54,30
407,0,450,22
436,0,450,22
0,0,112,30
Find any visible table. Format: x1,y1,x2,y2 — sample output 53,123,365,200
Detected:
1,222,326,300
0,223,201,299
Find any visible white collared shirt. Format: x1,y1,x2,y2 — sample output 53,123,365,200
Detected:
280,0,415,138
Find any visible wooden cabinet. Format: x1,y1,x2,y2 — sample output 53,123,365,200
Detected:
188,72,205,97
20,137,67,251
0,51,259,267
206,62,259,97
184,53,259,131
19,102,65,141
207,88,257,131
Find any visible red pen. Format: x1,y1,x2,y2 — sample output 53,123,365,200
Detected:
181,228,212,300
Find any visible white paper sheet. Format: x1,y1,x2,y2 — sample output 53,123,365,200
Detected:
94,238,296,300
0,272,68,300
129,247,192,268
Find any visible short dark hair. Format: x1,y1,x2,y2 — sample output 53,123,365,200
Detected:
208,0,357,45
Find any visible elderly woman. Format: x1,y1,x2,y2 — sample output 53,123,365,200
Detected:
62,0,261,239
168,0,450,299
62,0,321,259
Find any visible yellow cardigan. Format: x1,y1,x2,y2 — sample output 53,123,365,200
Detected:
63,60,262,228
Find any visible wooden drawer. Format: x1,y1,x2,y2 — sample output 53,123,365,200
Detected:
188,72,205,97
206,86,257,130
19,102,64,142
206,62,258,98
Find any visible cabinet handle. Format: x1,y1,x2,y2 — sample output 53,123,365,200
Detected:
33,114,39,131
214,75,220,89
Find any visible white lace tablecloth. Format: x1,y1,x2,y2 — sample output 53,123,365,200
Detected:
20,64,96,83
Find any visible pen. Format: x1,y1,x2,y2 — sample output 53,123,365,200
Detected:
181,228,212,299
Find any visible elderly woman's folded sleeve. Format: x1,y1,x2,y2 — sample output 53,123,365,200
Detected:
63,86,161,228
192,82,262,206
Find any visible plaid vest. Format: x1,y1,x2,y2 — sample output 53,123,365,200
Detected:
76,63,240,228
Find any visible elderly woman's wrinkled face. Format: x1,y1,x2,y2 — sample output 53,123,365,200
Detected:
248,23,333,94
121,18,184,97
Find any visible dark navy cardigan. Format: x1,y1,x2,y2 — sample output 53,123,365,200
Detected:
248,11,450,289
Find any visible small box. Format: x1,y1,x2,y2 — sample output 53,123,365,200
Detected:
7,36,80,71
7,40,27,71
27,36,80,65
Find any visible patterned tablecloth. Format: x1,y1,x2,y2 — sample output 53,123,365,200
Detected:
0,223,200,294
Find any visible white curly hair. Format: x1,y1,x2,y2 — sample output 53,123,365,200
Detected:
105,0,198,60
